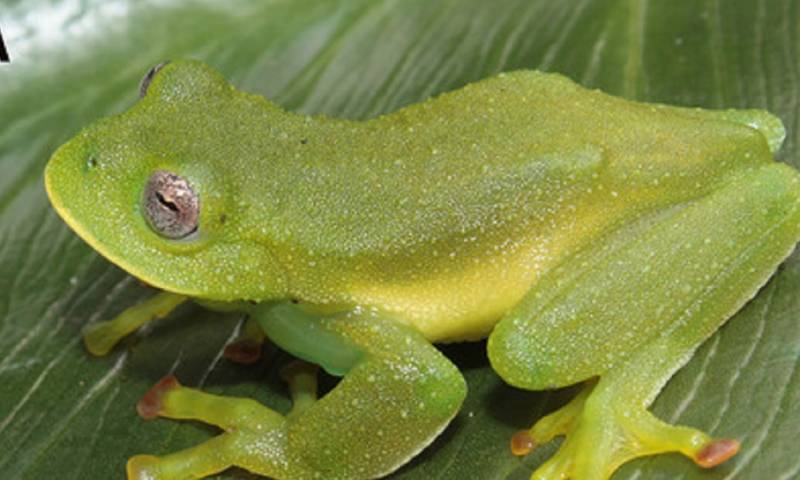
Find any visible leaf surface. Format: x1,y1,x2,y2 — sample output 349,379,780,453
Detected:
0,1,798,479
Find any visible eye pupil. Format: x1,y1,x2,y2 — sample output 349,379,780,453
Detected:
156,191,179,212
143,171,199,239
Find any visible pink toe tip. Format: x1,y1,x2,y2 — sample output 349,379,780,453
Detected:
510,430,536,456
695,438,740,468
137,375,180,420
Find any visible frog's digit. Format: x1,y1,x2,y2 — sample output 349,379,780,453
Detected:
129,374,288,479
82,291,187,356
128,303,467,480
489,163,800,479
510,383,593,457
223,316,266,364
280,360,319,418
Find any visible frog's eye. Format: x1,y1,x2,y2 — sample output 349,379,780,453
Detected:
143,171,199,239
139,61,170,98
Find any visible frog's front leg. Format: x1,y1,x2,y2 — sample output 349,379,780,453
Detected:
489,164,800,479
82,291,187,356
127,303,467,480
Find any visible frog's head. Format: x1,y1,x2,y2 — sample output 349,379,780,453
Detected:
45,60,288,302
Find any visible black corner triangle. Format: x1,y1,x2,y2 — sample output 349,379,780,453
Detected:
0,27,10,63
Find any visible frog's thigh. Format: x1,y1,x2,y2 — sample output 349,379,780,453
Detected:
490,163,800,390
128,305,467,480
489,164,800,480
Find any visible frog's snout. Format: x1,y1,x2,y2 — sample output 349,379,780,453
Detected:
45,137,80,211
44,132,99,235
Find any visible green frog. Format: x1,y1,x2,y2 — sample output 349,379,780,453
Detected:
44,59,800,479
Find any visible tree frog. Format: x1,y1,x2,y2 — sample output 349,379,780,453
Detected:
44,59,800,480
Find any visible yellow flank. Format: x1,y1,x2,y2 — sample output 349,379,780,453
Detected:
347,187,677,342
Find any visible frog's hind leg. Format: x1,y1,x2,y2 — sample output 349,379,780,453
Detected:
83,291,187,356
489,163,800,479
127,304,466,480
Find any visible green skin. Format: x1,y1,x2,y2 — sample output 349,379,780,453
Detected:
44,60,800,480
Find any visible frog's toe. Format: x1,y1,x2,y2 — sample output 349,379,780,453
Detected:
279,360,319,418
223,339,262,364
223,317,265,365
126,455,160,480
127,436,238,480
511,384,590,458
510,429,537,456
137,374,181,420
694,438,740,468
530,450,573,480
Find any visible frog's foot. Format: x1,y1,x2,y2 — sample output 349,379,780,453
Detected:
513,384,739,480
128,375,307,480
83,292,187,356
223,317,266,365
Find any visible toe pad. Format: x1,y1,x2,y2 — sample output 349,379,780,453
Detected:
223,340,262,365
510,429,536,457
137,375,181,420
127,454,160,479
695,439,740,468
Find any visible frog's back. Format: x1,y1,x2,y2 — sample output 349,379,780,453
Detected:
255,71,776,341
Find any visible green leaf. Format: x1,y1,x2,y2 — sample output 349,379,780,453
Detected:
1,1,798,479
